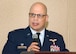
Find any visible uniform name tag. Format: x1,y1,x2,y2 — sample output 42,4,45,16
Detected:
17,45,27,49
17,43,27,49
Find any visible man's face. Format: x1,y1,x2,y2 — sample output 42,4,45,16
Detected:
29,4,48,31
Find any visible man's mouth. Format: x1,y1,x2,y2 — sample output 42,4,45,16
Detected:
32,22,39,26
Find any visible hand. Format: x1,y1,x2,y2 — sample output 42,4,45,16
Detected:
27,42,40,52
50,45,60,52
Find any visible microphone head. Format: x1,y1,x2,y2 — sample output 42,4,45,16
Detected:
32,34,38,42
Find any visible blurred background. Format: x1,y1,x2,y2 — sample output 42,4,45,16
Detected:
0,0,76,54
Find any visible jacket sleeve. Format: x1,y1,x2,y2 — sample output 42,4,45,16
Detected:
58,35,69,52
2,32,19,54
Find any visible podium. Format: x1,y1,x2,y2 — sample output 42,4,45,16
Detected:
21,51,76,54
35,52,76,54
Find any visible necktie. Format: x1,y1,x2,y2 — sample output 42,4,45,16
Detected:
36,33,40,39
36,33,41,47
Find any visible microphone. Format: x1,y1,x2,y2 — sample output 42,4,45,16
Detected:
32,34,39,42
32,33,41,50
32,33,41,47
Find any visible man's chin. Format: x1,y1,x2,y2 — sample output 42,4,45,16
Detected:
32,28,40,31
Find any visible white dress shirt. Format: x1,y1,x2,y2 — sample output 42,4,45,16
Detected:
30,27,45,46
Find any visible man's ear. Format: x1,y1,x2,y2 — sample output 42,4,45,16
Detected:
45,15,49,28
46,15,49,22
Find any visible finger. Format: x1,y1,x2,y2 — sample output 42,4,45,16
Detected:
31,42,39,46
32,45,40,50
27,43,40,52
27,45,40,52
32,48,40,52
31,45,40,52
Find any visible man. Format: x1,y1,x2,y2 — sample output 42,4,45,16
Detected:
2,2,69,54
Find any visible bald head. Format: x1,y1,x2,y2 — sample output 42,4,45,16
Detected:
29,2,48,31
29,2,47,14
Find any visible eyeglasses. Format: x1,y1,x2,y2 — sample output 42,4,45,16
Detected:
29,13,46,18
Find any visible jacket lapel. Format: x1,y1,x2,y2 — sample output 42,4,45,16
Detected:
24,26,33,46
41,29,52,51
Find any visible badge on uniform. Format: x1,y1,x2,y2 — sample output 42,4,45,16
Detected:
17,43,27,49
49,39,57,45
49,39,57,52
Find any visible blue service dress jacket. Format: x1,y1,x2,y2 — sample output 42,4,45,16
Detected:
2,26,69,54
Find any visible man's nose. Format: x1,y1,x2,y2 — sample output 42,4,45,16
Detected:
34,15,38,20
